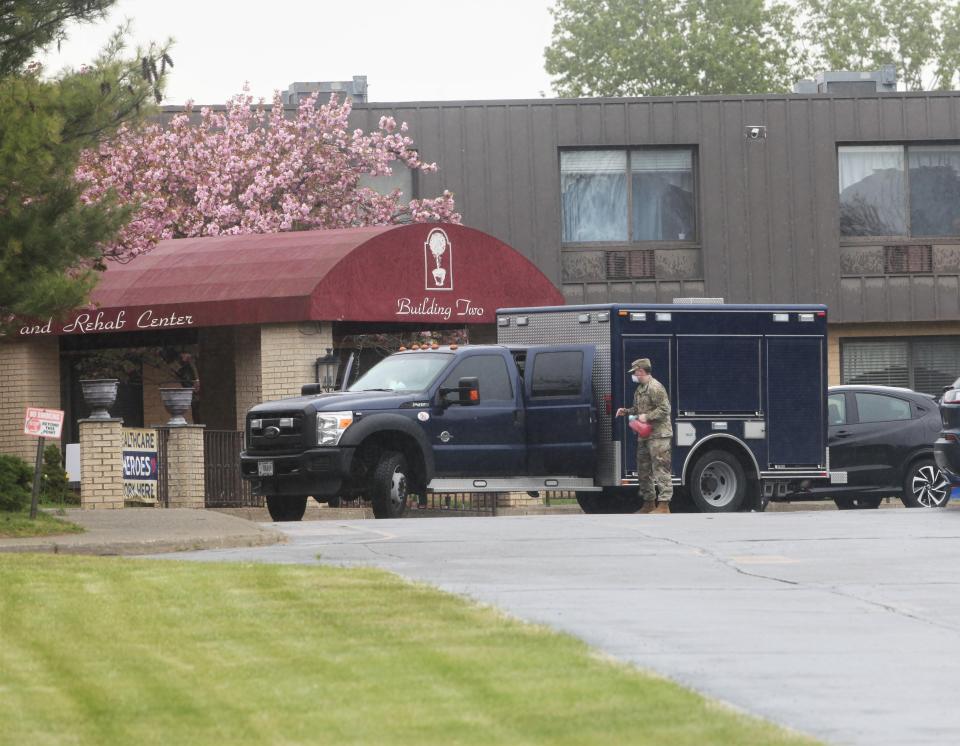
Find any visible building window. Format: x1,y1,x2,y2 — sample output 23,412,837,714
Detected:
561,148,696,244
840,337,960,395
839,144,960,238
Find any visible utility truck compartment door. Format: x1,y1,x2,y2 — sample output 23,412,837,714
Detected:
766,336,825,468
621,336,672,478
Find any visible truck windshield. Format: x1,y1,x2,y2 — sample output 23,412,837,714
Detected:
348,353,453,393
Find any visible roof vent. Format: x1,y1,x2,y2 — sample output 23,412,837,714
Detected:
793,65,896,94
283,75,368,106
672,297,724,305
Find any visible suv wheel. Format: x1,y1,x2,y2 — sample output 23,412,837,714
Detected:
901,459,950,508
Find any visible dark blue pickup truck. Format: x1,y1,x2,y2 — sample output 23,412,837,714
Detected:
241,302,832,519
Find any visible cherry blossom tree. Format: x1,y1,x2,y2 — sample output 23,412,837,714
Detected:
77,89,461,262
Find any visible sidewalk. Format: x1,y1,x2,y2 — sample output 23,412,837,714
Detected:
0,508,284,557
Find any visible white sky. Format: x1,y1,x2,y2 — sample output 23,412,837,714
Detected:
36,0,558,105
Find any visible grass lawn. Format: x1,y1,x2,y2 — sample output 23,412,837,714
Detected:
0,555,820,746
0,510,83,538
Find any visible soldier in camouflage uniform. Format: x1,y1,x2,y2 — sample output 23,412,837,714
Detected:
615,357,673,514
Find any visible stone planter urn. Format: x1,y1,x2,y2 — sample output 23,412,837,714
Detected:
79,379,119,420
159,386,194,426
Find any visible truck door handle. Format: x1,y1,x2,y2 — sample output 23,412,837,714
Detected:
834,430,851,438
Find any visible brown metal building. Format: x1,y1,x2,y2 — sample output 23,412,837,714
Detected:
328,87,960,395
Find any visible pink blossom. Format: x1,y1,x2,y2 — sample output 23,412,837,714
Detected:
77,88,461,262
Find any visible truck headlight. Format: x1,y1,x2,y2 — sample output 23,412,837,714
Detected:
317,411,353,446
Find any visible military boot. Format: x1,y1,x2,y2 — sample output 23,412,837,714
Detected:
636,500,656,514
650,501,671,514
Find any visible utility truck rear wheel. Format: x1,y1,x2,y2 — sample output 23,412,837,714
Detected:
689,450,746,513
371,451,409,519
266,495,307,522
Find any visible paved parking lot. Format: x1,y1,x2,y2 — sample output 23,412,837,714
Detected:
164,508,960,745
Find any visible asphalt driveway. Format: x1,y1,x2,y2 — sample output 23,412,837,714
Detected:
160,508,960,745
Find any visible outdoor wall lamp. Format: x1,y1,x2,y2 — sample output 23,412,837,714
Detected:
315,348,340,392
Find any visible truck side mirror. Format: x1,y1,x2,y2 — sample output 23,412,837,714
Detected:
301,383,323,396
439,377,481,407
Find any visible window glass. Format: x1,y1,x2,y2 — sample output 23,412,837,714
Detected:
909,145,960,237
827,393,846,426
358,164,414,199
349,353,452,392
561,151,628,242
855,392,912,423
441,355,513,401
841,340,909,388
531,351,583,397
912,337,960,395
631,149,695,240
838,145,906,236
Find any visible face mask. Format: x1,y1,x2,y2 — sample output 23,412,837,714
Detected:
631,375,639,383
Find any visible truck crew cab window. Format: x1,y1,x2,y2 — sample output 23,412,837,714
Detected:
854,392,912,423
531,351,583,397
440,355,514,401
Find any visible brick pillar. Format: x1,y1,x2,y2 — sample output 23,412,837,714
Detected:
260,322,333,402
79,418,124,510
164,425,205,509
0,336,61,461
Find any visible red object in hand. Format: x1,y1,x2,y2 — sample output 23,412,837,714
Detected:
629,418,652,438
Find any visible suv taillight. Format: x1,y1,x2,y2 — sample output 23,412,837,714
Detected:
944,389,960,404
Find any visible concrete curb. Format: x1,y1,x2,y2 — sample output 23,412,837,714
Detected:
0,508,285,557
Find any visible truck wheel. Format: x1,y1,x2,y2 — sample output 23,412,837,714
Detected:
371,451,409,519
689,450,746,512
901,458,949,508
266,495,307,521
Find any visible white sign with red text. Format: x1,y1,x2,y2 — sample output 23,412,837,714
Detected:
23,408,64,439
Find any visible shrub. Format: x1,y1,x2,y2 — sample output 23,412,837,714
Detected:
0,454,34,512
42,444,75,505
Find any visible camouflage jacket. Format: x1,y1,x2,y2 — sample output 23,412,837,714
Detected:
626,376,673,438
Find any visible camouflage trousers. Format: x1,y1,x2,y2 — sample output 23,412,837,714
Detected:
637,436,673,503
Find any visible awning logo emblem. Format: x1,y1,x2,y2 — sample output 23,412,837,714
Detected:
424,228,453,291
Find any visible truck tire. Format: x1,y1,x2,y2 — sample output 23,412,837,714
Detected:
371,451,409,519
266,495,307,521
900,458,949,508
689,450,746,513
576,488,642,514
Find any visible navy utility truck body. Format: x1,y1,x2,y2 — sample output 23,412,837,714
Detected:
240,302,829,519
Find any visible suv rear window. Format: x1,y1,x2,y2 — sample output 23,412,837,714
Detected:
855,392,912,423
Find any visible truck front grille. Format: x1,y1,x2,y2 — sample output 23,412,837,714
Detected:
247,412,307,453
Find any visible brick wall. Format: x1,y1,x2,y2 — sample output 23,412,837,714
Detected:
260,322,333,402
164,425,205,509
79,419,123,509
827,321,960,386
0,337,61,461
234,325,262,430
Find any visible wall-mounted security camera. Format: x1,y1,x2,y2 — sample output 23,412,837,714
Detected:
745,125,767,140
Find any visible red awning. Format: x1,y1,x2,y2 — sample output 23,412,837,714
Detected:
19,224,564,337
